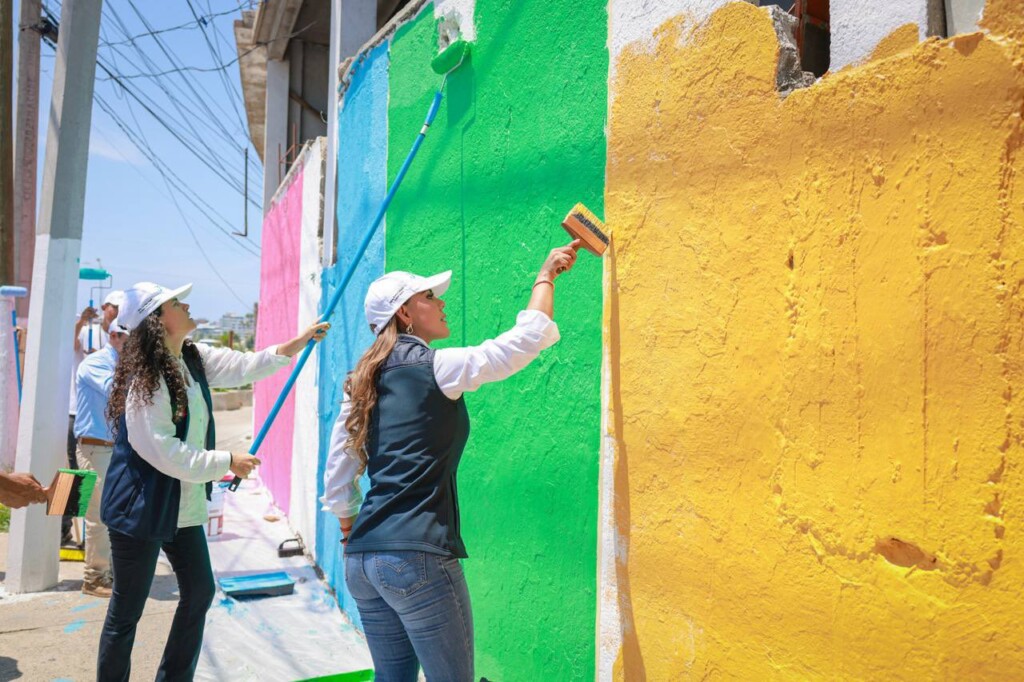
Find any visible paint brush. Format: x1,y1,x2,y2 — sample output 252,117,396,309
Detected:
561,203,610,256
46,469,98,517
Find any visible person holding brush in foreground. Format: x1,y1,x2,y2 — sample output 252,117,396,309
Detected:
322,239,581,681
96,281,329,682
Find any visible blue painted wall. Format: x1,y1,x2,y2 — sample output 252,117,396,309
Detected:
316,42,390,629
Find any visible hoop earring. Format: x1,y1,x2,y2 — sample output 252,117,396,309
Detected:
405,323,414,335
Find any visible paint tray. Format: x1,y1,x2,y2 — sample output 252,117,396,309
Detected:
219,571,295,598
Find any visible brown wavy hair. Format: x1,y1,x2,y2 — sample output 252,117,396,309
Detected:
343,316,400,474
107,310,200,429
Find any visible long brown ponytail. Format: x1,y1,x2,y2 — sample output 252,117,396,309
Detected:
343,316,400,473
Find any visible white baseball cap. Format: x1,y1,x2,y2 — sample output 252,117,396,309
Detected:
109,317,130,335
365,270,451,335
102,290,125,308
119,282,193,331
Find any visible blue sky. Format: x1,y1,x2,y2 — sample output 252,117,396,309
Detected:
19,1,265,322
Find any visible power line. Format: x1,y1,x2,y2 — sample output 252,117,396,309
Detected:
95,90,261,257
185,0,249,137
40,4,261,208
99,1,253,49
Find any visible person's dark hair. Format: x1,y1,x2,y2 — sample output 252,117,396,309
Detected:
107,309,200,429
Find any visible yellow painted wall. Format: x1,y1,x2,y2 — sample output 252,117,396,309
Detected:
606,2,1024,678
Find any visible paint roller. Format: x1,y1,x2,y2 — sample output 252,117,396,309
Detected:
0,285,27,403
78,267,112,351
228,25,474,492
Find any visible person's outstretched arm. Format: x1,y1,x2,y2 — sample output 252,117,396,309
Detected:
433,240,580,401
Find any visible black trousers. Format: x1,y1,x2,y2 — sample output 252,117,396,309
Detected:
97,526,215,682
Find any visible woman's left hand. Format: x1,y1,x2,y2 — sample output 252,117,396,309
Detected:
278,322,331,357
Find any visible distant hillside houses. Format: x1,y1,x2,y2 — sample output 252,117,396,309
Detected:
191,312,255,348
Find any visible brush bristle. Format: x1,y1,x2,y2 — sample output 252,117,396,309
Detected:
568,203,609,244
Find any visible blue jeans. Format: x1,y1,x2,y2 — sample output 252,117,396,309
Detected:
345,550,474,682
97,526,215,682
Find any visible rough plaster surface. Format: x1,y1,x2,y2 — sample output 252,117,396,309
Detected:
254,167,303,515
384,3,605,678
315,41,389,632
609,0,731,78
831,0,928,70
606,1,1024,677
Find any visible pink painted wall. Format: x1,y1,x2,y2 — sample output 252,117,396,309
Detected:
254,168,304,514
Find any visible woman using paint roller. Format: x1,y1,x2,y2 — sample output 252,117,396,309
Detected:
95,281,330,682
322,239,581,681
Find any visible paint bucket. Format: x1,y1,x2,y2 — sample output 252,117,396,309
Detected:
207,486,225,537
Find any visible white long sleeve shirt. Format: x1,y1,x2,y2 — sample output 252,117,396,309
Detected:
125,343,291,528
320,309,560,518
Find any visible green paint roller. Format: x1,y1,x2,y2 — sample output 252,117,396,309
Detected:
228,15,473,493
78,267,111,351
431,38,470,75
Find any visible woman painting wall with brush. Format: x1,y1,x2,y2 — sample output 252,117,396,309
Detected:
321,238,581,681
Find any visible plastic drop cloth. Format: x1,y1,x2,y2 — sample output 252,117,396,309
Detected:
192,478,372,681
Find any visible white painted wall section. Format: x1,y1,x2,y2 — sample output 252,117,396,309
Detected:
289,139,325,551
609,0,733,80
434,0,477,44
8,235,82,592
831,0,929,70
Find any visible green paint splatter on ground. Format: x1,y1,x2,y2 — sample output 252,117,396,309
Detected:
386,2,607,679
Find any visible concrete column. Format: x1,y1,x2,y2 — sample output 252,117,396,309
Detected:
322,0,379,268
7,0,103,594
263,57,289,212
14,0,41,320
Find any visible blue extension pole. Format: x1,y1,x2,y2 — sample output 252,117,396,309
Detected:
228,90,446,491
11,310,21,403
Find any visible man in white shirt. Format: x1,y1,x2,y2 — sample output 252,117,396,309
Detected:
74,318,128,597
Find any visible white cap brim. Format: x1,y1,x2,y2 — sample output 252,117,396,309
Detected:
419,271,452,298
166,283,193,304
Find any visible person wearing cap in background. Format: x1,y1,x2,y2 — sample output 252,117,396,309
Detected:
321,239,580,680
95,282,330,681
73,317,130,598
64,290,125,550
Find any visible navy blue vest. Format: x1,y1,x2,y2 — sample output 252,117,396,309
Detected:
345,336,471,558
101,344,216,542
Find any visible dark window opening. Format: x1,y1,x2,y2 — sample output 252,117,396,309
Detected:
793,0,830,77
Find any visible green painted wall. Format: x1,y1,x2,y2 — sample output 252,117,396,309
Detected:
385,2,607,678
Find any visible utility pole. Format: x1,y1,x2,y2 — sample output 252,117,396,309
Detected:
7,0,103,594
14,0,41,320
0,0,14,286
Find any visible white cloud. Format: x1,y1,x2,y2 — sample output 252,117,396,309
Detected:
89,130,148,166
